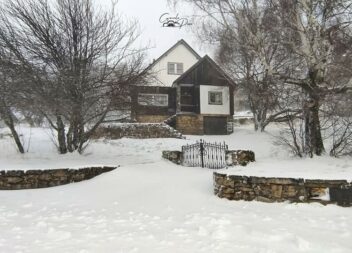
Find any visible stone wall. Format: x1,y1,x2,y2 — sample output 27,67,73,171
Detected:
93,123,183,139
176,114,204,135
226,150,255,166
214,173,352,207
0,166,117,190
136,115,170,123
162,151,182,164
176,114,234,135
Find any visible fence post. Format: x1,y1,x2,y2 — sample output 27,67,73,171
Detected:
200,139,204,168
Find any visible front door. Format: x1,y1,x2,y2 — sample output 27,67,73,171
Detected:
180,86,195,112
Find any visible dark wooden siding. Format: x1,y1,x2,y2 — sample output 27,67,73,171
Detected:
175,59,231,87
131,86,176,117
179,86,200,113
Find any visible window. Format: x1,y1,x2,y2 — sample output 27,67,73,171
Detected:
208,91,223,105
138,93,168,107
167,62,183,75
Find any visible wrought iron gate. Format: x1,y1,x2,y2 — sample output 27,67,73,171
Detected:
181,139,228,169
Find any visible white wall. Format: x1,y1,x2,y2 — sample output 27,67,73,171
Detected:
150,43,199,87
200,85,230,115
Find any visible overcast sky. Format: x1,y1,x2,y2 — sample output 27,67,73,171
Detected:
0,0,213,62
112,0,211,62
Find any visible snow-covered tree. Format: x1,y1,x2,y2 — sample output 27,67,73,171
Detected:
272,0,352,156
0,53,25,153
0,0,147,154
172,0,352,156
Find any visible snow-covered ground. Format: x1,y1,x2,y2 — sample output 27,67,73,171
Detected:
0,125,351,252
234,110,253,118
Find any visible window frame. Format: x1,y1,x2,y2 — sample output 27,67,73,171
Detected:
208,91,223,105
167,62,183,75
137,93,169,107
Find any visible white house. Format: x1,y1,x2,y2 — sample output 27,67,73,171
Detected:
131,39,236,135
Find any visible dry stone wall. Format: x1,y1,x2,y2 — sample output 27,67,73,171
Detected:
93,123,183,139
136,115,170,123
226,150,255,166
214,173,352,207
162,151,183,164
0,166,117,190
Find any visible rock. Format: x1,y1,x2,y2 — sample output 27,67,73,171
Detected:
222,187,235,194
305,179,348,187
266,178,303,185
256,196,274,203
223,177,235,188
227,150,255,166
162,151,182,164
6,177,23,184
51,169,69,177
271,185,283,198
283,185,300,198
6,170,24,177
308,187,328,199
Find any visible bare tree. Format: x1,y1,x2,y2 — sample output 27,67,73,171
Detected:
216,1,298,131
172,0,352,156
321,92,352,157
0,0,147,153
170,0,299,131
271,0,352,156
0,53,25,153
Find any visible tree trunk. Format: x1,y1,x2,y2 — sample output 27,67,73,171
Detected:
0,100,25,153
253,108,267,132
6,119,25,154
66,113,84,153
66,125,74,153
304,96,325,156
254,118,259,131
56,115,67,154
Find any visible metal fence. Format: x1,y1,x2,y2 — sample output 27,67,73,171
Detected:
181,139,228,169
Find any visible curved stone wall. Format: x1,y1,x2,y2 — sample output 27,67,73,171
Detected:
0,166,117,190
214,172,352,207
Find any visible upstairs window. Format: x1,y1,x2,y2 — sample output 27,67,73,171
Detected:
138,93,168,107
208,91,223,105
167,62,183,75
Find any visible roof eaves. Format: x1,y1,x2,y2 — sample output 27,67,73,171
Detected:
144,39,201,72
173,55,236,87
203,55,236,87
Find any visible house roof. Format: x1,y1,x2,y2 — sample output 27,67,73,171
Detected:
172,55,236,87
145,39,202,71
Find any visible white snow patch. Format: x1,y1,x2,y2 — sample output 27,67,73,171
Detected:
0,125,351,252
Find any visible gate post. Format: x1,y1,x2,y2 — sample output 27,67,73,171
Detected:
200,139,204,168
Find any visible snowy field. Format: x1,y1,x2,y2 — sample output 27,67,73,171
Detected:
0,125,351,252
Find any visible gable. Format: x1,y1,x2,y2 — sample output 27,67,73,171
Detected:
149,39,201,68
147,40,201,87
173,56,236,87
